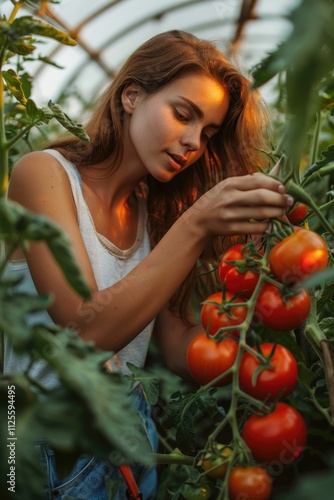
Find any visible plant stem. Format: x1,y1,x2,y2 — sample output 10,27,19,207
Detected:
302,164,334,188
310,111,321,166
320,339,334,420
0,46,9,197
151,451,194,466
307,197,334,219
8,1,23,24
5,122,36,151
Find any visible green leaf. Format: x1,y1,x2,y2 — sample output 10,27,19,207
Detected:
11,16,76,46
160,391,199,453
2,69,27,105
20,72,32,99
105,476,123,500
25,98,40,121
0,277,52,351
252,0,334,89
7,38,36,56
48,101,90,141
31,327,153,463
126,363,160,405
304,268,334,290
274,456,334,500
298,362,317,389
303,144,334,180
197,391,223,418
175,408,196,453
319,317,334,333
0,199,91,299
39,105,54,122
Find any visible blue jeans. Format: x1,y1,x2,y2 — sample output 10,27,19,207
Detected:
36,385,158,499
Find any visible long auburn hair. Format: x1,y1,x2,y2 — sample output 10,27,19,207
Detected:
47,30,271,322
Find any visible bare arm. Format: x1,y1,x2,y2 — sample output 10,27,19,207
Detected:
8,152,292,353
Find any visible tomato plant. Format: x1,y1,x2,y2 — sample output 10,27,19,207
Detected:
200,291,247,337
186,333,238,386
254,282,311,331
229,466,272,500
286,202,308,224
268,228,329,284
201,444,233,479
242,402,307,463
239,343,298,401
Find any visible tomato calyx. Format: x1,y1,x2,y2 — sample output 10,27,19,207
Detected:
201,289,247,320
223,243,263,273
218,242,264,284
248,344,278,388
279,281,308,304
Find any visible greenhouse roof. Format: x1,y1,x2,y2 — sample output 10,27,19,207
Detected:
1,0,300,107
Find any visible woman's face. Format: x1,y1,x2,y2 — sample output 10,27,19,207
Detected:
123,73,229,182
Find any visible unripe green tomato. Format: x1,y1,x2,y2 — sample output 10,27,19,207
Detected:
202,444,233,479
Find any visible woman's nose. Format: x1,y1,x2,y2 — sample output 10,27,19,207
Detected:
182,126,201,151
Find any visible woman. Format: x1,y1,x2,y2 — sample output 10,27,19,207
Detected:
4,30,293,499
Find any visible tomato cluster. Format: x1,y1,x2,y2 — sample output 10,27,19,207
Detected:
186,228,328,499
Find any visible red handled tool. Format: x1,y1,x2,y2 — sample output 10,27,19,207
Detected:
118,464,143,500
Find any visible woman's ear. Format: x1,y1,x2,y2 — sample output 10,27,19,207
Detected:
121,83,144,114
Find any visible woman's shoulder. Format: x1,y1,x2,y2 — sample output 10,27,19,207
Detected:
11,150,69,179
8,150,76,214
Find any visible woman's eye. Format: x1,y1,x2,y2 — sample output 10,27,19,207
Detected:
174,108,188,121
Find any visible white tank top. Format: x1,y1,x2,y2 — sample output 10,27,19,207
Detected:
3,149,155,387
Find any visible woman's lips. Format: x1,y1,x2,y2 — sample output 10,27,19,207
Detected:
167,153,186,171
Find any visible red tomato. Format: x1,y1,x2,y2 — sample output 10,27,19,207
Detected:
242,402,307,464
200,291,247,338
286,203,308,225
254,282,311,331
229,466,272,500
239,343,298,401
269,228,328,284
218,244,245,283
187,333,238,386
225,267,260,298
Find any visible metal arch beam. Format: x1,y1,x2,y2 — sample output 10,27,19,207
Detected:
24,0,277,102
61,16,285,104
26,0,222,81
232,0,258,46
55,13,243,100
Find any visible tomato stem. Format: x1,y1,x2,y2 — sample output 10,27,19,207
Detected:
150,451,194,466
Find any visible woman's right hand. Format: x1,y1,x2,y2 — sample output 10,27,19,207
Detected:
186,173,294,238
